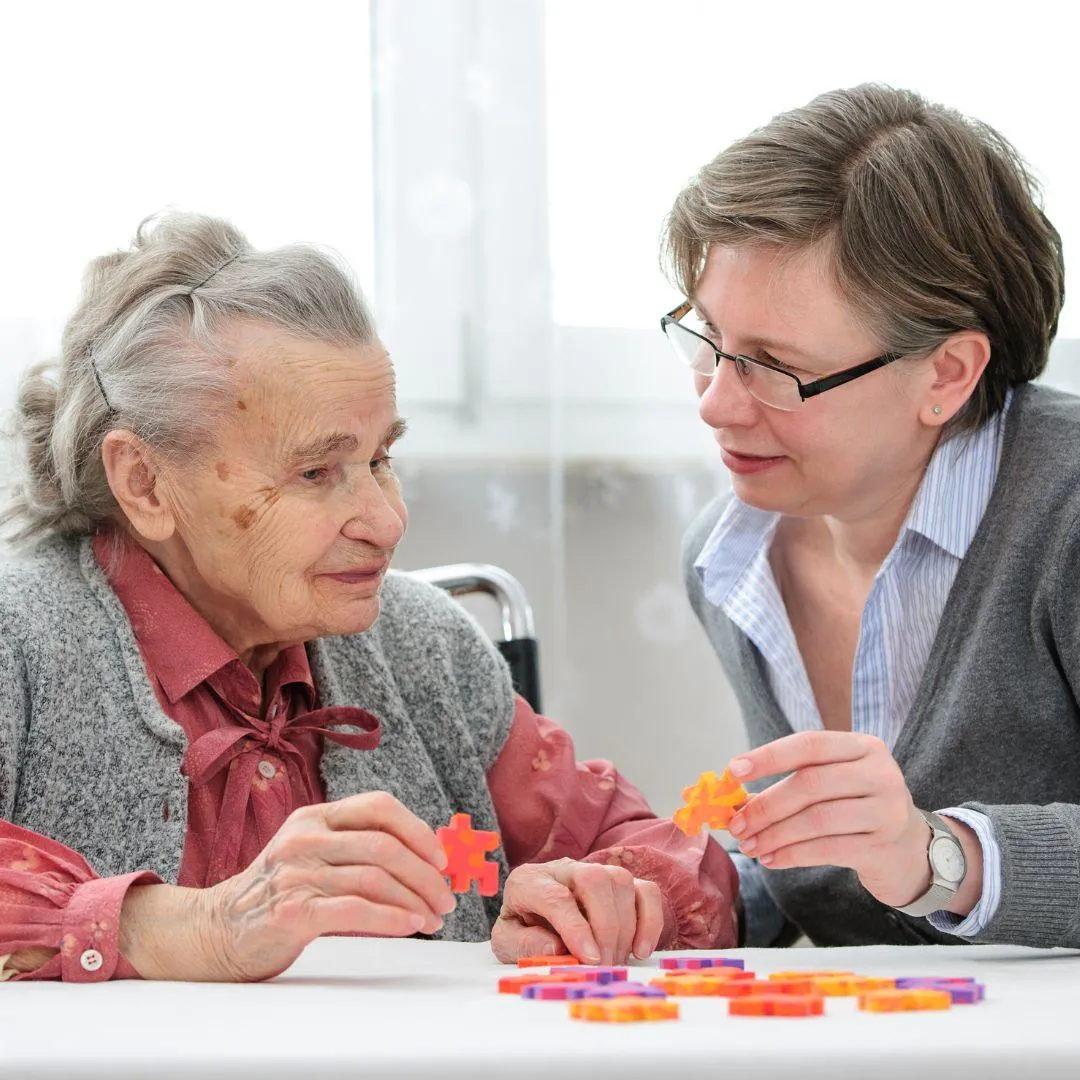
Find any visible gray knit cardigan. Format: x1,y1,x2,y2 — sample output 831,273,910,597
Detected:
0,537,515,942
683,383,1080,948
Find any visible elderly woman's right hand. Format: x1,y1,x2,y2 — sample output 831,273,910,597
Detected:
121,792,456,982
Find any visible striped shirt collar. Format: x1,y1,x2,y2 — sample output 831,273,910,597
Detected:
695,389,1013,604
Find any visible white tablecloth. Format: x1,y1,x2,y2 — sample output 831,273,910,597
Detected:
4,938,1079,1079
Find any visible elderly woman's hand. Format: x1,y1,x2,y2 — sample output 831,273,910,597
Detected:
211,792,456,980
490,858,664,966
121,791,455,981
724,731,933,907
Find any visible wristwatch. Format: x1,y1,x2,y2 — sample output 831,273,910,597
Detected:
893,810,967,917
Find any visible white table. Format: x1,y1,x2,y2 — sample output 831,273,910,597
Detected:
4,938,1079,1079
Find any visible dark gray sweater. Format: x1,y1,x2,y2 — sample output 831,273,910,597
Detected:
684,383,1080,948
0,537,515,942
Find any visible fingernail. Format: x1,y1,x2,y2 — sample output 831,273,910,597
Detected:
428,916,444,933
728,816,746,837
758,853,774,867
438,894,457,915
433,849,448,870
739,837,756,854
581,942,601,964
729,758,752,777
410,914,426,931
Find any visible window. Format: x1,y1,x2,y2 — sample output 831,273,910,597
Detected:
544,0,1080,417
0,1,374,410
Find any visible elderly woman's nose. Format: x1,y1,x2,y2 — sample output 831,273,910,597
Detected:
697,356,757,430
340,481,406,547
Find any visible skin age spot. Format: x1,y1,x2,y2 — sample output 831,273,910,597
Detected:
232,486,281,531
232,505,257,530
236,399,248,410
216,461,230,481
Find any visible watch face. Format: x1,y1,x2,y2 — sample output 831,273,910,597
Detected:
931,836,965,882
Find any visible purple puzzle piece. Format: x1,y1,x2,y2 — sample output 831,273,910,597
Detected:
894,977,984,1003
659,956,745,971
550,965,629,984
568,981,667,1000
521,982,583,1000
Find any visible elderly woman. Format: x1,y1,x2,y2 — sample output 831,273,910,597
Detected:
0,214,737,983
662,84,1076,948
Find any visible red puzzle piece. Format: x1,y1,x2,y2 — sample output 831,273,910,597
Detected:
437,813,500,896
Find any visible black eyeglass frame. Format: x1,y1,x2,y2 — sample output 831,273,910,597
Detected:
660,301,901,404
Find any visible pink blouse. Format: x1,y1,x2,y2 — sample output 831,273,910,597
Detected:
0,537,737,981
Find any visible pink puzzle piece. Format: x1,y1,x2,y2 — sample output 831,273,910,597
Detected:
436,813,500,896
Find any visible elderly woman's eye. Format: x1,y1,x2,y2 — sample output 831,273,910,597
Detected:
372,454,394,472
300,467,329,483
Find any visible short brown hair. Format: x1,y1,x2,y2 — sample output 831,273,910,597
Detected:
662,84,1065,431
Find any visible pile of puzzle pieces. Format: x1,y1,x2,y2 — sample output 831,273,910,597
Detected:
439,815,989,1024
500,954,987,1023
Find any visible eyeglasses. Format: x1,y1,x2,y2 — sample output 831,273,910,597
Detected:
660,301,901,411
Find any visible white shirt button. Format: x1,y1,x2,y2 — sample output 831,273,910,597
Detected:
80,949,104,972
258,760,277,780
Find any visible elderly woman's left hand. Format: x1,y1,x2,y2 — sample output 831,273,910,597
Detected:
725,731,932,907
490,858,664,965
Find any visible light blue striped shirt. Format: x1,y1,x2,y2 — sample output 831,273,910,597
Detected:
696,393,1012,944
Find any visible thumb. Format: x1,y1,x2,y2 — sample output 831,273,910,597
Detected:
492,918,567,963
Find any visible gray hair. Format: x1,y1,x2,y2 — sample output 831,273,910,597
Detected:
2,212,378,544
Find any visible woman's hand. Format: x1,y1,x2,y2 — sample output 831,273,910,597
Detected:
725,731,933,907
490,858,664,966
122,791,456,981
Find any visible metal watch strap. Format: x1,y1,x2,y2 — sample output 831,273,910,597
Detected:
893,810,963,918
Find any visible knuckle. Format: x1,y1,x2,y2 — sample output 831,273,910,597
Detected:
799,765,826,799
354,865,390,896
859,734,887,756
808,801,833,834
634,877,661,898
537,878,574,909
573,863,610,888
285,803,322,831
366,831,399,864
364,790,400,815
604,865,635,890
270,831,310,864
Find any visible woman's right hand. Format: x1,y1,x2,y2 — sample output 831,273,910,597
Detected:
121,792,456,982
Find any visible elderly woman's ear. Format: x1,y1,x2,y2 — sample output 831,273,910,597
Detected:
100,430,177,543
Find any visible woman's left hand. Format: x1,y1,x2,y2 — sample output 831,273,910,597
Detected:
726,731,932,907
490,858,664,965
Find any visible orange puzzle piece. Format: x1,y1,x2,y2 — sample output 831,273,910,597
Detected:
807,975,896,997
569,999,679,1023
498,972,591,994
437,813,500,896
730,994,824,1017
859,988,952,1012
517,954,582,968
673,769,750,836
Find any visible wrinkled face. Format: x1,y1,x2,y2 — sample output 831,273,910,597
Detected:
693,244,936,520
159,322,408,649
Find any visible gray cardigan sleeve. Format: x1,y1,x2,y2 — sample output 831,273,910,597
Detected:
0,609,28,820
963,508,1080,947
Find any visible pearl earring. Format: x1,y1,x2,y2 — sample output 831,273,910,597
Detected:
932,405,943,415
